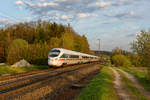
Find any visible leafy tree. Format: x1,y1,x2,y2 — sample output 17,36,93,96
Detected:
0,29,7,62
26,42,51,65
112,54,132,67
131,30,150,67
49,37,61,48
81,35,90,53
112,47,123,55
73,36,82,52
131,30,150,80
35,21,44,43
61,32,74,49
0,21,91,65
7,39,28,64
130,54,142,67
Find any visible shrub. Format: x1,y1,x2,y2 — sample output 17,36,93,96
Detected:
112,54,132,67
25,43,51,65
7,39,28,64
7,40,51,65
129,54,142,67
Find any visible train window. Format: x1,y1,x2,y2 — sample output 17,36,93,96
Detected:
70,55,79,58
49,50,60,57
60,54,68,58
84,56,89,58
75,55,79,58
82,56,87,58
70,55,73,58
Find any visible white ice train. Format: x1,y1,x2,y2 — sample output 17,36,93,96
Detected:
48,48,99,67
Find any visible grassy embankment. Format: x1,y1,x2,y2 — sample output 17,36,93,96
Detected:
120,67,150,92
76,66,118,100
119,71,148,100
0,65,49,75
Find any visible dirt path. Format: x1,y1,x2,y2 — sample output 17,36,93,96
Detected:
110,67,137,100
117,68,150,99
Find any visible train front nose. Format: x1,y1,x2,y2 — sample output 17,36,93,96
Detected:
48,58,50,65
48,58,54,65
48,58,58,66
48,49,61,66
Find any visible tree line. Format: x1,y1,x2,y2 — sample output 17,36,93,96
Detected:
111,30,150,68
0,20,92,65
111,30,150,80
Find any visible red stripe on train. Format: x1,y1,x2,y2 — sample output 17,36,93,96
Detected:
59,59,89,61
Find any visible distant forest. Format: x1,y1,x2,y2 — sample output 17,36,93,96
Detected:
93,50,112,56
0,20,92,65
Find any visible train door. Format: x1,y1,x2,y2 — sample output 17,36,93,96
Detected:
79,55,82,63
60,53,68,65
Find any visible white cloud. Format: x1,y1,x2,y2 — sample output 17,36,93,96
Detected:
136,32,141,36
15,0,144,22
21,1,59,8
0,18,13,25
129,11,135,16
18,6,23,10
22,17,33,21
33,2,59,8
95,1,113,7
40,0,46,2
17,0,99,20
55,0,68,2
61,15,69,20
94,0,141,8
60,15,73,21
15,0,24,5
55,13,60,17
104,10,141,20
77,13,97,18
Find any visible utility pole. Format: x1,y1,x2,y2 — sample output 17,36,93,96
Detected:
97,39,100,51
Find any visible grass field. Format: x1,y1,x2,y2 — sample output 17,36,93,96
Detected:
76,66,118,100
120,67,150,92
0,65,49,75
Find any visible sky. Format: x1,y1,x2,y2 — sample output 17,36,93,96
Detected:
0,0,150,51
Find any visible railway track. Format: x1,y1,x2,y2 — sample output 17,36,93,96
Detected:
0,69,53,81
0,63,95,86
0,63,100,100
0,65,74,82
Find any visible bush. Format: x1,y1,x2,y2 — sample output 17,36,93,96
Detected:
7,39,28,64
112,54,132,67
7,39,51,65
25,43,51,65
130,54,142,67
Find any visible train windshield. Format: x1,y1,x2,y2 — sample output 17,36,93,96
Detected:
49,50,60,57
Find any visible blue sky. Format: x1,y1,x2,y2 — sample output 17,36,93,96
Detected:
0,0,150,51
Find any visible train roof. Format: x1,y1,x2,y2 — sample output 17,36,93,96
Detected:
51,48,99,58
